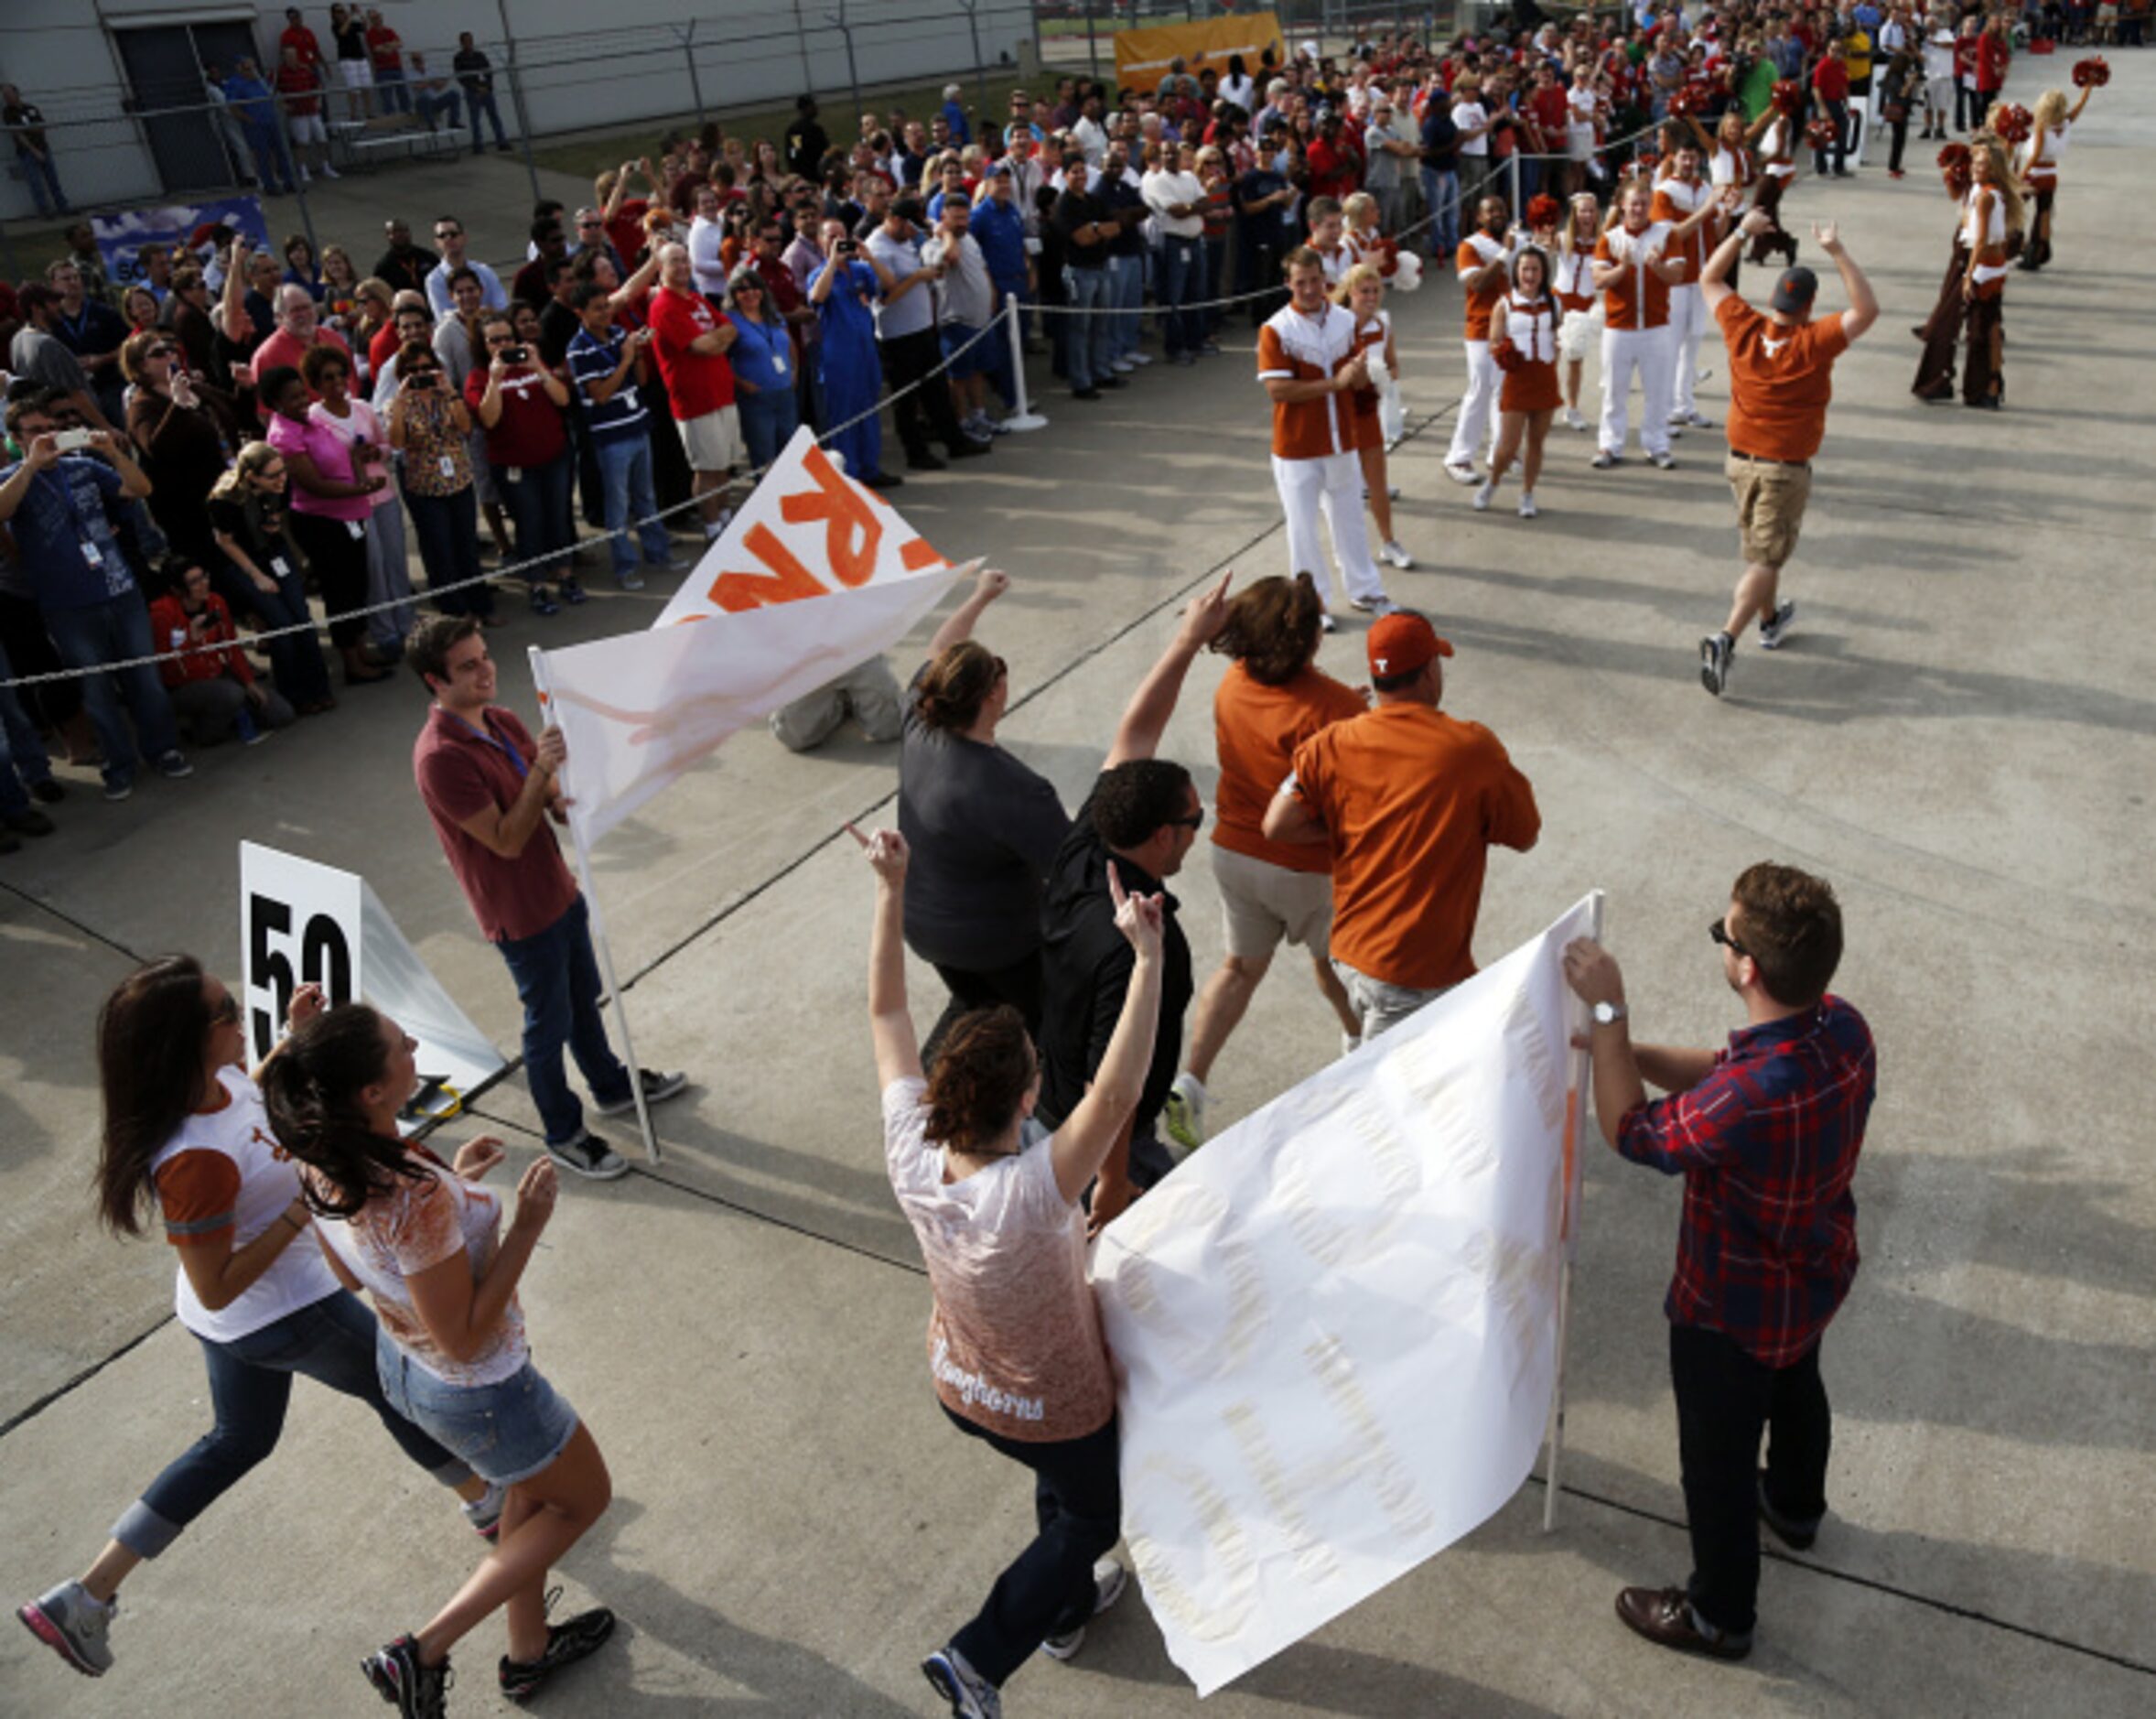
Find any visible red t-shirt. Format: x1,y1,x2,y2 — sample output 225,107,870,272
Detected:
645,284,735,417
275,63,322,116
1529,84,1569,142
606,199,649,269
1811,58,1849,103
368,319,402,376
412,704,577,944
463,364,569,469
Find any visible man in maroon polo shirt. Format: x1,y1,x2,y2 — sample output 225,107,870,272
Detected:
408,614,686,1179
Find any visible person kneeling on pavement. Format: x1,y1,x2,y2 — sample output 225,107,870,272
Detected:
149,560,297,746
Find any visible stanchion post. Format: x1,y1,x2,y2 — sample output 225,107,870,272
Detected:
526,644,663,1165
999,299,1047,431
1542,887,1605,1532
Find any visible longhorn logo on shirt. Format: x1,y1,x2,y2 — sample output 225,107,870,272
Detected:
253,1124,290,1161
1762,335,1788,358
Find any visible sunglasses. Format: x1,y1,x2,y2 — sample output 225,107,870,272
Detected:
1170,807,1205,832
210,992,242,1026
1708,918,1751,959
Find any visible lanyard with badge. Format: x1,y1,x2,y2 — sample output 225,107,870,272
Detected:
449,711,528,779
38,463,119,589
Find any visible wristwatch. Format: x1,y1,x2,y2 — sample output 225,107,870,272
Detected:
1592,1000,1628,1027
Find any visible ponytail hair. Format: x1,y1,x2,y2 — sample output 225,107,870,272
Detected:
261,1003,427,1218
913,640,1004,733
923,1006,1036,1152
95,955,217,1236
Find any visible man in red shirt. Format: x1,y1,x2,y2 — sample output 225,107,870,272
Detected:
248,282,350,393
644,241,740,539
274,45,338,183
1564,863,1874,1661
1808,38,1851,177
1694,211,1877,697
464,309,577,613
278,6,323,70
408,614,686,1179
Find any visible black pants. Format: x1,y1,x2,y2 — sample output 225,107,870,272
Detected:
1812,98,1849,174
924,950,1044,1069
1671,1324,1830,1638
288,509,369,650
943,1407,1120,1688
1888,117,1911,173
879,326,969,463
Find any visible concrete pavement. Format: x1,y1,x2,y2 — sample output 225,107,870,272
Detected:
4,55,2154,1719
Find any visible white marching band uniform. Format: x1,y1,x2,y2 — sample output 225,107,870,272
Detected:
1595,220,1676,460
1446,227,1515,470
1257,298,1390,611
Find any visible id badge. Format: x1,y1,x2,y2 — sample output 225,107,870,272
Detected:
772,352,787,376
270,555,291,578
437,454,457,481
81,541,104,568
503,467,523,483
346,519,365,540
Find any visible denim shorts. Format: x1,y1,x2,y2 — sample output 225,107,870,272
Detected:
375,1327,579,1487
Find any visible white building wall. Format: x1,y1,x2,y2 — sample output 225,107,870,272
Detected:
2,0,1033,220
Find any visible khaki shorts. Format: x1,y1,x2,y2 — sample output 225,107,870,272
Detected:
1213,843,1333,961
678,404,745,473
1726,451,1812,571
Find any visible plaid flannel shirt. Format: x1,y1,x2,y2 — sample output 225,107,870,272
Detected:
1617,997,1876,1367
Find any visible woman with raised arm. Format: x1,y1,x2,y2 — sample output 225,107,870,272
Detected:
16,963,497,1681
860,823,1162,1719
2016,83,2095,272
269,1003,618,1716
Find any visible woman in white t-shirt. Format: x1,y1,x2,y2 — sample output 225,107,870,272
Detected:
16,960,497,1681
271,1004,617,1713
859,823,1163,1719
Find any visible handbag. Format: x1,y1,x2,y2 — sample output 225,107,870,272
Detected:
1883,99,1909,123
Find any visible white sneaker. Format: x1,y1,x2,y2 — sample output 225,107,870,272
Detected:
1129,351,1154,366
1591,449,1621,469
1341,1032,1363,1057
1472,479,1495,512
1110,358,1136,374
1350,593,1397,615
1683,410,1717,428
1318,611,1339,633
1563,406,1590,432
1650,449,1677,470
297,166,312,183
1379,539,1414,569
1444,460,1480,486
1517,492,1538,519
321,162,340,178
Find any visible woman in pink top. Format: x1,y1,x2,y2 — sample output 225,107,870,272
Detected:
860,824,1164,1719
303,342,416,664
268,1004,617,1714
261,360,390,688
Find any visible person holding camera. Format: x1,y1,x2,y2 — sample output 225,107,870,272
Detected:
467,310,577,615
806,218,898,488
264,362,392,690
387,341,496,623
563,285,681,589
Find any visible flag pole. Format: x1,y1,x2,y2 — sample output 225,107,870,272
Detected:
1543,888,1605,1531
527,644,662,1165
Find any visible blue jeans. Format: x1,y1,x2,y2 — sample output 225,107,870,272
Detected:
245,124,296,193
43,594,180,790
738,384,801,474
0,639,53,816
1159,235,1202,358
215,558,335,708
1203,236,1228,331
495,892,631,1147
466,89,509,150
1062,265,1112,390
402,482,493,616
113,1289,469,1560
497,448,576,583
1105,253,1142,360
17,148,67,216
593,433,674,577
1420,167,1461,257
416,89,461,132
373,66,412,114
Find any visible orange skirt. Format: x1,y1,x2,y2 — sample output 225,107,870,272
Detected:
1501,356,1561,414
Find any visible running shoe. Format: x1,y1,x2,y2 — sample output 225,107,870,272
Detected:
616,568,646,591
1472,479,1495,512
1163,1074,1207,1157
1562,406,1590,432
1443,459,1480,485
1649,450,1678,470
1379,539,1415,569
593,1068,688,1116
499,1600,617,1701
922,1646,1001,1718
1699,632,1733,697
1040,1558,1130,1661
1591,449,1622,469
154,750,193,779
461,1479,507,1540
1319,612,1339,633
1349,594,1397,616
17,1582,115,1676
362,1635,450,1719
1517,492,1538,519
1758,601,1796,650
545,1131,630,1182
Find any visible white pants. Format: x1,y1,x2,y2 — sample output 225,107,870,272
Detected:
1272,450,1387,610
1666,285,1707,421
1601,325,1674,458
1924,75,1953,123
1445,338,1499,468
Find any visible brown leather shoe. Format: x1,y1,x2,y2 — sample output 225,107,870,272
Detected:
1614,1585,1752,1661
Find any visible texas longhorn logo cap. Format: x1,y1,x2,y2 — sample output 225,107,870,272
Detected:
1366,611,1454,678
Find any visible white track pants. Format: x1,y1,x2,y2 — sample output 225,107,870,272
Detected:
1445,339,1499,467
1272,450,1387,610
1600,324,1675,459
1667,285,1707,421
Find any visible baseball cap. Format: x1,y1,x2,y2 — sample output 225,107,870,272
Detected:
1367,611,1453,678
986,161,1012,177
1770,265,1819,317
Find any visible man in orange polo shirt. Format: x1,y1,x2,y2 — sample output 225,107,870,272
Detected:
1262,611,1540,1041
1696,211,1878,697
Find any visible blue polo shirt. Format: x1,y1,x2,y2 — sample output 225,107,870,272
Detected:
970,196,1029,285
565,324,649,444
806,258,880,348
0,455,136,611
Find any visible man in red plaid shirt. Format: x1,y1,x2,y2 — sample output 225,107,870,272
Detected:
1564,861,1875,1662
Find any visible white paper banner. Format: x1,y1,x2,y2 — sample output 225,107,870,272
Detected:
1094,893,1600,1695
536,426,965,845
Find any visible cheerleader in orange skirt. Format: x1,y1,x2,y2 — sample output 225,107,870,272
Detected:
1336,261,1413,568
1552,191,1604,433
1475,247,1563,519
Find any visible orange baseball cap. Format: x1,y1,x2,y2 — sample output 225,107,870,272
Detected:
1366,611,1453,678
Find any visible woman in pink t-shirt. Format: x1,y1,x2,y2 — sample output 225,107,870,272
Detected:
859,825,1163,1717
304,342,418,665
268,1004,618,1711
261,360,390,689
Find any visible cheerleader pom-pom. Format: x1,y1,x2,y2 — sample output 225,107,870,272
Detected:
1669,86,1702,118
1990,103,2033,143
1390,249,1424,293
1936,141,1971,172
1805,116,1838,150
1525,193,1563,231
1772,79,1802,114
1491,342,1526,374
2072,56,2110,87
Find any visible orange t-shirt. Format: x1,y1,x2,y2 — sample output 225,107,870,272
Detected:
1213,661,1367,874
1288,702,1541,989
1457,232,1510,341
1256,301,1359,459
1718,297,1849,464
1594,222,1674,330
